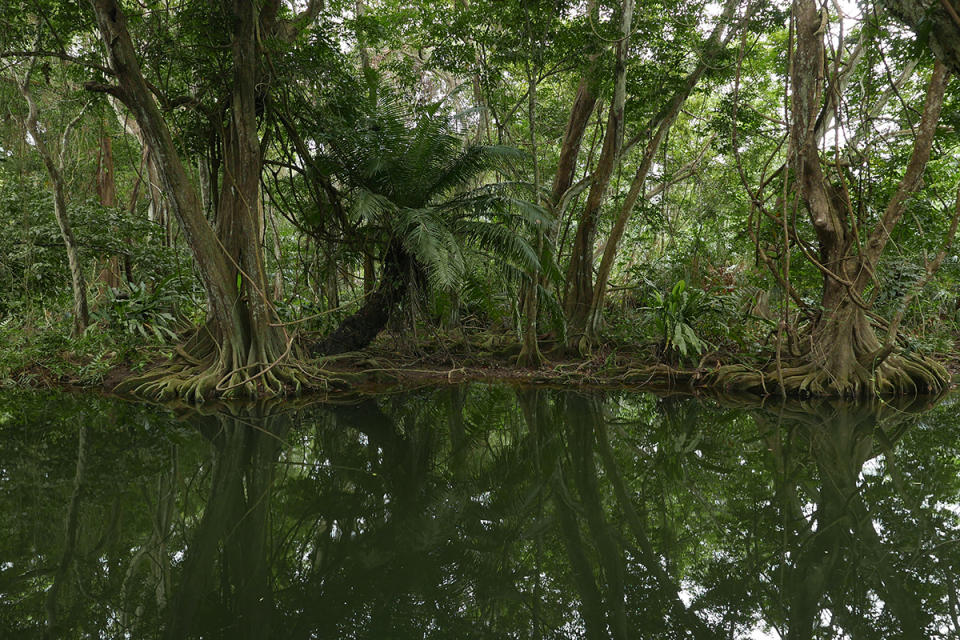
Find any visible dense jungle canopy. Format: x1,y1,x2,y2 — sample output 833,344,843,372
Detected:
2,0,960,399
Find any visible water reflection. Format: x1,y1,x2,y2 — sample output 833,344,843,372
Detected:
1,388,959,638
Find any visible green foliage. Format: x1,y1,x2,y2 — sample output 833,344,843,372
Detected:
286,87,550,304
0,306,158,387
1,0,960,386
651,280,710,362
91,279,183,341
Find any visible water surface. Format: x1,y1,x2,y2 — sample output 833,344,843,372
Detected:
1,386,959,638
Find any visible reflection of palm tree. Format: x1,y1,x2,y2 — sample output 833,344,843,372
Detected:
309,397,464,636
311,388,563,638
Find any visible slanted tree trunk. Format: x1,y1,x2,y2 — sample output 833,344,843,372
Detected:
17,74,89,337
313,242,411,355
88,0,305,400
563,0,634,352
363,254,376,295
549,72,598,216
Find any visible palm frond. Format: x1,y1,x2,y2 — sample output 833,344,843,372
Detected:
394,208,464,290
453,219,540,275
353,187,396,223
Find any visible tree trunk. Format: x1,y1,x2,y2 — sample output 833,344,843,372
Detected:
715,1,950,396
549,69,599,215
562,0,634,351
363,253,375,295
18,76,89,337
790,0,949,395
518,54,544,368
89,0,298,400
884,0,960,74
585,0,740,339
313,242,411,355
96,133,123,290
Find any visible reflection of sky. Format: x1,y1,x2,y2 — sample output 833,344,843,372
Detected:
681,585,779,639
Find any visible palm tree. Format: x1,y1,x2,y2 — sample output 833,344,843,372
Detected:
307,95,549,355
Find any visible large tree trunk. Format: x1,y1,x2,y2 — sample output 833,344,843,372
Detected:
790,1,949,395
715,0,950,396
549,70,599,215
89,0,298,400
884,0,960,74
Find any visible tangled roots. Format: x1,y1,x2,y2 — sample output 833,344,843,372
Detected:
115,330,349,402
707,351,949,398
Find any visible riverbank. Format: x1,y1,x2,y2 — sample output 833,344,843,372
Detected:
4,327,958,398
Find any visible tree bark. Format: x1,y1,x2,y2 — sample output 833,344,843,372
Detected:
884,0,960,74
562,0,635,351
518,52,544,367
549,68,599,215
18,76,89,337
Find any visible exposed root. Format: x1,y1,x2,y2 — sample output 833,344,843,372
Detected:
115,328,352,403
707,350,949,398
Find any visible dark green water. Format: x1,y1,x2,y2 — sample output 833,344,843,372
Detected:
1,386,959,639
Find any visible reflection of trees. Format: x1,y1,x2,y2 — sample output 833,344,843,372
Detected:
165,403,291,639
294,388,540,638
119,443,177,631
743,397,943,640
0,393,194,636
522,391,722,640
44,423,85,637
3,388,960,638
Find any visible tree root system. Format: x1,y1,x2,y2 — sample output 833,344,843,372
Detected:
115,328,354,403
707,351,949,398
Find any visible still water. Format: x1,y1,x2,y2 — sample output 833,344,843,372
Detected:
1,385,959,639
